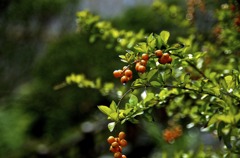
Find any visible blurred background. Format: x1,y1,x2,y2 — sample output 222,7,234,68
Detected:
0,0,231,157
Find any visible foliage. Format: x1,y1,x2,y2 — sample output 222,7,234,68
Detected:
67,1,240,156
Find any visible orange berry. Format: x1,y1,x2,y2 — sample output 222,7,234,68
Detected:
114,152,122,158
124,70,133,77
162,53,170,59
140,59,147,66
141,53,149,61
121,155,127,158
119,139,128,147
115,137,121,144
109,146,118,153
111,142,119,148
167,56,172,63
158,56,168,64
163,129,174,143
135,62,141,71
118,131,126,140
137,65,146,73
107,136,116,144
113,70,123,78
155,50,163,57
120,76,128,84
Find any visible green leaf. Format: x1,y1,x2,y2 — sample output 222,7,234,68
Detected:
160,30,170,45
150,81,161,87
128,118,139,124
144,92,155,104
219,76,228,90
134,42,148,53
147,69,158,81
98,105,112,116
208,114,219,126
108,122,116,132
110,101,117,112
129,94,138,105
123,108,133,115
217,115,233,124
156,34,163,49
147,33,156,50
109,112,119,121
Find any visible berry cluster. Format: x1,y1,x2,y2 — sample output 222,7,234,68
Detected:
155,50,172,64
113,67,133,84
163,125,182,143
135,53,149,73
113,50,172,84
107,131,128,158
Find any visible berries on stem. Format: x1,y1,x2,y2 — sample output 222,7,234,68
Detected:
113,50,173,84
107,131,128,158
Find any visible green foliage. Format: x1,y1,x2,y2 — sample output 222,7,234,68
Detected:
73,2,240,155
76,10,145,52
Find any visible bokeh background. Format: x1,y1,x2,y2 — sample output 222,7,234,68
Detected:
0,0,232,157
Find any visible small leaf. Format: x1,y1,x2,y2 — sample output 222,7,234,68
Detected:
150,81,161,87
108,122,116,132
147,33,156,50
156,35,163,49
110,101,117,112
217,115,233,124
129,94,138,105
147,69,158,81
129,118,139,124
219,76,228,90
160,30,170,45
134,42,148,53
208,114,219,126
98,105,112,116
109,112,119,121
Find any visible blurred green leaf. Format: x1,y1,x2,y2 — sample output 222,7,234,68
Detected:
160,30,170,45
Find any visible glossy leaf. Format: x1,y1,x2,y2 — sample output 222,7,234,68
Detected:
108,122,116,132
98,105,112,116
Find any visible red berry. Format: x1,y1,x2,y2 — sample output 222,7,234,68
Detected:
107,136,116,144
135,62,141,71
155,50,163,57
141,53,149,61
119,139,128,147
124,69,133,77
113,70,123,78
137,65,146,73
120,76,128,84
114,152,122,158
140,59,147,66
167,56,172,63
118,131,126,140
111,142,119,148
162,53,170,59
